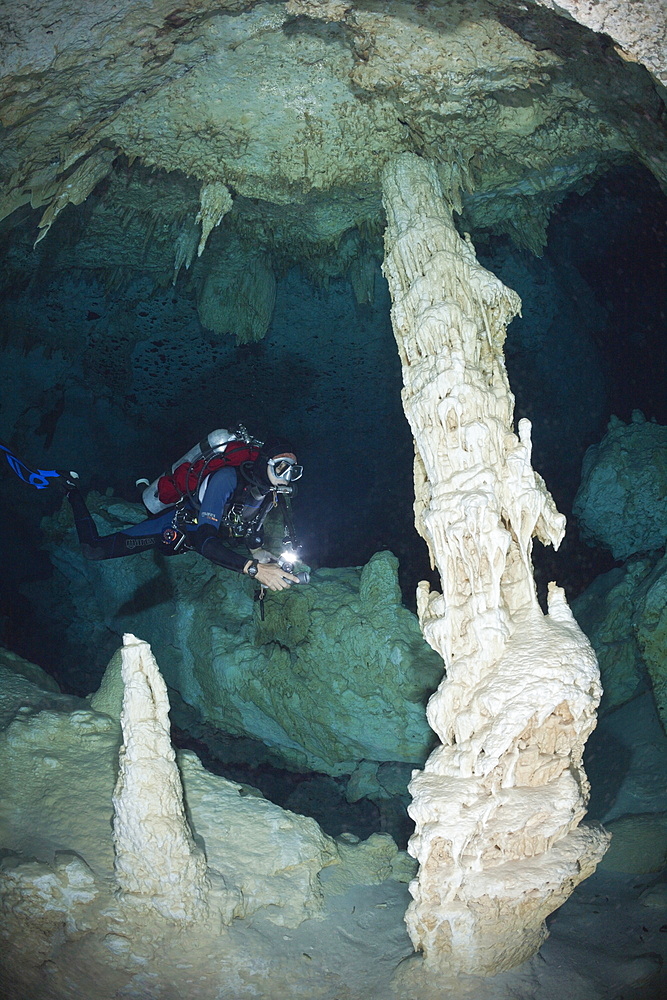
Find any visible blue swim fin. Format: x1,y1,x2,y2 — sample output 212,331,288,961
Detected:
0,440,62,489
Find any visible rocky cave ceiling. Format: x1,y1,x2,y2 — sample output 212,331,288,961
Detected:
0,0,666,628
2,0,666,264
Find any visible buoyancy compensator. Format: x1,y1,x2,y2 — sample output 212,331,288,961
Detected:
141,425,262,514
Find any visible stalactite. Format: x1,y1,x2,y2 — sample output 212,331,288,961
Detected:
381,152,609,978
196,237,276,344
173,215,200,283
348,250,377,305
196,180,233,257
33,150,116,247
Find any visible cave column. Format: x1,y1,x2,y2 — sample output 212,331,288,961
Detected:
381,153,610,976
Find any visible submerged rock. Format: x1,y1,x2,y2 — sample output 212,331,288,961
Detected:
599,812,667,874
36,501,443,774
573,551,667,734
0,636,418,1000
574,411,667,560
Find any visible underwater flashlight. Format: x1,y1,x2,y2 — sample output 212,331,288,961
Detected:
277,547,309,584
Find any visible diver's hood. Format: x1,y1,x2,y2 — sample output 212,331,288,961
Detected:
252,437,296,488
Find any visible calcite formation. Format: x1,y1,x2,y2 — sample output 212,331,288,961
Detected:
573,561,653,714
0,0,666,989
574,552,667,734
381,152,609,976
533,0,667,87
196,236,277,342
0,640,423,998
112,633,209,920
636,556,667,735
196,180,233,257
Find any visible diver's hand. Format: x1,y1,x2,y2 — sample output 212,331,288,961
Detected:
248,547,277,564
252,561,299,592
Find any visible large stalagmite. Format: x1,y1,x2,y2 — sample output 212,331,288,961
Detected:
112,633,209,920
381,153,610,976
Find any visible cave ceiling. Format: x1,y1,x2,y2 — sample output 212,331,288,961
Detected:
0,0,665,309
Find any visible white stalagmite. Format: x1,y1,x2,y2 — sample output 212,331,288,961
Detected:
381,153,610,977
112,633,209,921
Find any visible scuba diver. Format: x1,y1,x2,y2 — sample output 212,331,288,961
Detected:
1,430,304,592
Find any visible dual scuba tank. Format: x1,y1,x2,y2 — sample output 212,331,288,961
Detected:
140,426,260,514
140,426,309,584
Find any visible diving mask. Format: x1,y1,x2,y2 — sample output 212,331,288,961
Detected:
267,456,303,484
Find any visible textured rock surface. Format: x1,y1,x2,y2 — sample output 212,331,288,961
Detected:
320,831,417,896
0,640,339,921
0,659,80,732
599,813,667,874
0,698,121,874
573,560,654,714
0,640,424,999
635,553,667,734
0,0,665,305
381,152,608,976
574,412,667,560
0,1,665,994
0,647,61,693
38,510,442,774
576,550,667,735
533,0,667,87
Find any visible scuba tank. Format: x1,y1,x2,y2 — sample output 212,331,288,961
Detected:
141,427,260,514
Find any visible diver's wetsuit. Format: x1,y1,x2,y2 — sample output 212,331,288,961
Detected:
68,466,273,574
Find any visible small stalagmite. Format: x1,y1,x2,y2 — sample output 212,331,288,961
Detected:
112,633,209,921
381,152,610,977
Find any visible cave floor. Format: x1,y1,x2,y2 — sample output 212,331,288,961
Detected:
220,870,667,1000
4,857,662,1000
3,677,666,1000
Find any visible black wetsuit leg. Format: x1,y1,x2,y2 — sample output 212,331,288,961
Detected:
67,488,165,561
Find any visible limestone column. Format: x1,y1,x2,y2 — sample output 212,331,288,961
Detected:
112,633,209,921
381,153,609,976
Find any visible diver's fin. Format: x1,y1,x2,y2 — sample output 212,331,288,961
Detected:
0,439,66,490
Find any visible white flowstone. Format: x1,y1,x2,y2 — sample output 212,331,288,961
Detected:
112,633,209,921
381,152,609,977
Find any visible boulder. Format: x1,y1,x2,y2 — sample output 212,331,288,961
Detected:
574,411,667,560
573,551,667,733
36,501,443,774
